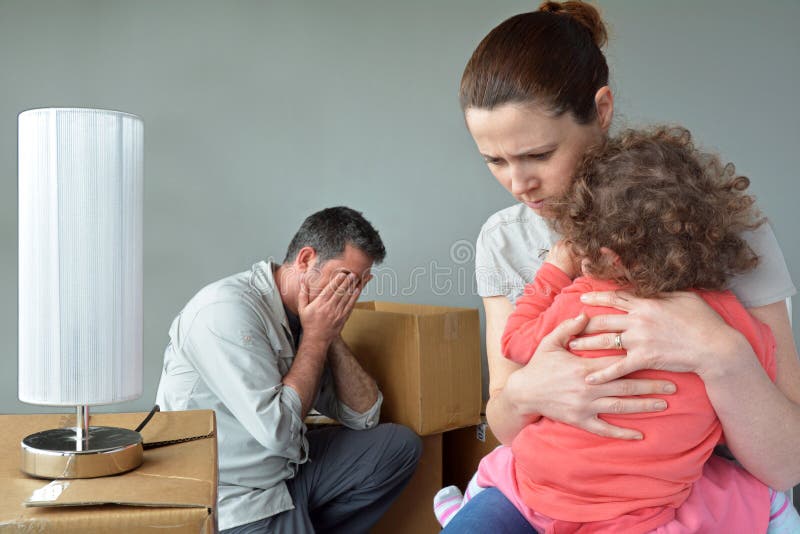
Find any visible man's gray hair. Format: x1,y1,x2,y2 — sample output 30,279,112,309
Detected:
283,206,386,265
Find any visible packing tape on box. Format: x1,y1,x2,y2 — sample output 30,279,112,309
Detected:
444,313,459,340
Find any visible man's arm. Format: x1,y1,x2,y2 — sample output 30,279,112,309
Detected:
284,272,362,417
281,336,330,418
327,336,379,413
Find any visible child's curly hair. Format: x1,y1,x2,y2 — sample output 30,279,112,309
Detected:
550,126,764,297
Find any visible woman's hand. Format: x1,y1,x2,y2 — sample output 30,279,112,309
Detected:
570,290,745,385
501,313,677,441
571,291,800,489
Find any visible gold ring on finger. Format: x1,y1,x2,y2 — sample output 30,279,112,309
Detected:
614,333,623,350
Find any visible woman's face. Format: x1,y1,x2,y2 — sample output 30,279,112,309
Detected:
465,103,606,218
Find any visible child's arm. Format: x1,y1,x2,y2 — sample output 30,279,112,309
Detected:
501,261,574,364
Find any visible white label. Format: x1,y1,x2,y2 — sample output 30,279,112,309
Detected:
27,480,69,503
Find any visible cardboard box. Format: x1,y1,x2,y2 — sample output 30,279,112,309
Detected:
342,301,482,435
372,433,442,534
0,410,217,533
442,420,501,492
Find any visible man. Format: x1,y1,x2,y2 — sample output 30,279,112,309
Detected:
156,207,421,533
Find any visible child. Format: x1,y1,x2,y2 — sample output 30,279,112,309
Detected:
435,126,800,533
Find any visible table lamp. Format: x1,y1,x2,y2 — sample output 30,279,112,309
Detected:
18,108,144,479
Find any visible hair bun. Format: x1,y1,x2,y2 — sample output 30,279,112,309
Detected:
539,1,608,48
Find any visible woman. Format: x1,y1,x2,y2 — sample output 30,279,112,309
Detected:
448,1,800,532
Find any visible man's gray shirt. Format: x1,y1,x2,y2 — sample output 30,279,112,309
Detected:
155,260,382,530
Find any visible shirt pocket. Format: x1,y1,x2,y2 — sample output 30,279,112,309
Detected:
259,325,294,375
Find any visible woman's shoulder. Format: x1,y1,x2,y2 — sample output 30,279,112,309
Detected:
479,203,554,245
475,204,555,302
727,221,796,308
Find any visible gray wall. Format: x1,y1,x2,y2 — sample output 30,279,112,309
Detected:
1,0,798,415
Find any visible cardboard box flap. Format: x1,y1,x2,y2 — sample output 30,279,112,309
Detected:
25,470,212,508
1,411,218,532
3,506,214,534
0,411,216,512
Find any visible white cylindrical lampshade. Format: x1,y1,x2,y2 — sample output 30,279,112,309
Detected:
19,108,143,406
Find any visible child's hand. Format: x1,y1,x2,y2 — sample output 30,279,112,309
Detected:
546,240,580,279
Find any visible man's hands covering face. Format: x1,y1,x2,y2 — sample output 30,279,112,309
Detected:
298,271,361,346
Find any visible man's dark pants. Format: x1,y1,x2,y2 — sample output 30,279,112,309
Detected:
222,423,422,534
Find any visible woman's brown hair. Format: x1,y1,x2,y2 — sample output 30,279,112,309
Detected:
460,1,609,123
550,126,764,297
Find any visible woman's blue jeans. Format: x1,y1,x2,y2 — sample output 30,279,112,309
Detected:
441,487,538,533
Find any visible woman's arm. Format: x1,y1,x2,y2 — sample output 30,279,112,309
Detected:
483,295,677,446
708,301,800,490
484,295,535,445
575,292,800,490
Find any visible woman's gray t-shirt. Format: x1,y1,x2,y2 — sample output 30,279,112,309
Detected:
475,203,796,307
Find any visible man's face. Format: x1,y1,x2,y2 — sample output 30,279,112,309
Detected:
304,244,374,302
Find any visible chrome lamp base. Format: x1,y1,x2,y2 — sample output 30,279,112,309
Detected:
20,406,143,479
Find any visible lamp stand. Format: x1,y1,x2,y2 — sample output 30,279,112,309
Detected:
20,405,143,479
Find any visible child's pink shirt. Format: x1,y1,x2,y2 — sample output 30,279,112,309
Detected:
480,263,777,533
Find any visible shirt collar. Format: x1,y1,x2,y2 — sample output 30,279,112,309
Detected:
249,259,292,334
